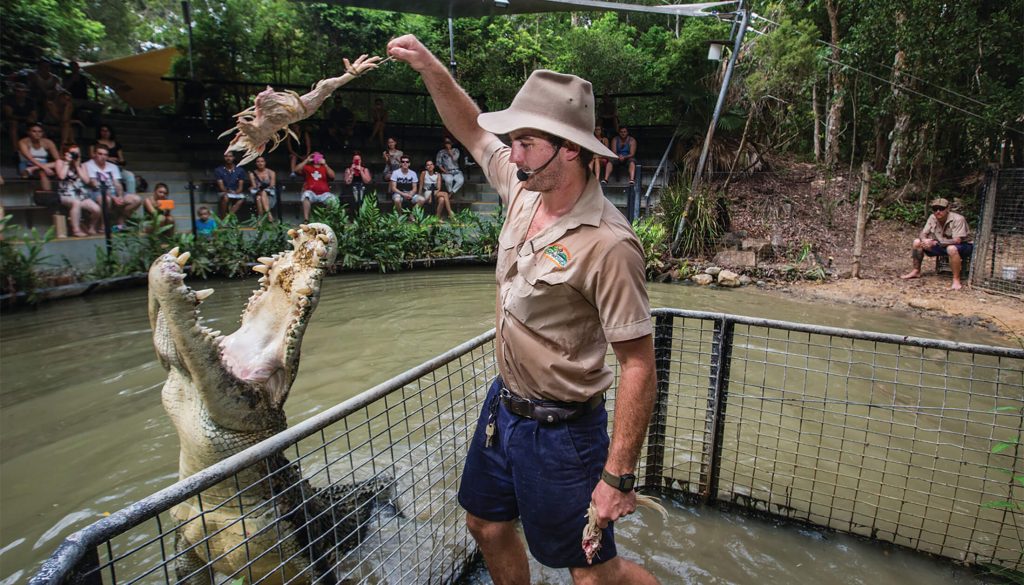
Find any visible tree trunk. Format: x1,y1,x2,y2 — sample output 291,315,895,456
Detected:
824,0,845,168
722,103,756,196
873,120,887,170
812,81,822,163
886,13,910,180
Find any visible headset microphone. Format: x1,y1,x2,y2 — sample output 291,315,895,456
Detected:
516,144,561,182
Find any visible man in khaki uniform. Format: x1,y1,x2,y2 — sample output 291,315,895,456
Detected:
389,36,658,585
900,197,973,290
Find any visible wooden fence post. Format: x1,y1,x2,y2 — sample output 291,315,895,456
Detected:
852,162,871,278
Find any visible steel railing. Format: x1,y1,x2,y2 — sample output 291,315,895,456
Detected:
31,310,1024,584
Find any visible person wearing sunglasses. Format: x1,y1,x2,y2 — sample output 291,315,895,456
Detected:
900,197,973,290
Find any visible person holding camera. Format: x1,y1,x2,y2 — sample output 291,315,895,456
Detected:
343,152,372,205
56,143,102,237
294,151,336,221
142,183,175,233
249,156,276,222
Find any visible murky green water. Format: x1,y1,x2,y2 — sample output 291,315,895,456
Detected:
0,269,1009,584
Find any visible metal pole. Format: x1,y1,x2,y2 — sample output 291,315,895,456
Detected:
182,1,195,80
671,8,749,254
447,18,457,77
188,181,197,236
643,314,674,489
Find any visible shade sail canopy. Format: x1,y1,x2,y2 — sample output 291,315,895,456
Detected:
82,47,180,109
296,0,735,18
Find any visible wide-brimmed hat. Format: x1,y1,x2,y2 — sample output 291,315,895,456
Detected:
478,70,616,159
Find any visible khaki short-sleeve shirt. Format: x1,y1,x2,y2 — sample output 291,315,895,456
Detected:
923,212,972,243
479,137,652,402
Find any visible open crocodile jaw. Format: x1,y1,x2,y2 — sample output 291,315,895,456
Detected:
149,223,338,402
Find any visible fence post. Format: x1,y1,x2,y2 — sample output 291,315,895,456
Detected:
971,166,998,287
852,162,871,278
700,316,734,503
644,314,674,489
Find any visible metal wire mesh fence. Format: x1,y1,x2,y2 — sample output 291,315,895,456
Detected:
972,168,1024,296
32,331,499,585
641,311,1024,571
33,311,1023,584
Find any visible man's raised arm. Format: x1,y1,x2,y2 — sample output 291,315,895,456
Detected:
387,35,493,165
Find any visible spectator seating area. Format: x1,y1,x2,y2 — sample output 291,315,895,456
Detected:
2,107,675,239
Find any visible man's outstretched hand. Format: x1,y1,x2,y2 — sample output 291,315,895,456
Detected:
387,35,437,73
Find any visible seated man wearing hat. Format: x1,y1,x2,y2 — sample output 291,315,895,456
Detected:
900,197,973,290
389,37,658,584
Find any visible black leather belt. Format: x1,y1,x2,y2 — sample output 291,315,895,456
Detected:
499,386,603,424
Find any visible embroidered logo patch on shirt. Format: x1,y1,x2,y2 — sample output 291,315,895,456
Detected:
543,243,571,268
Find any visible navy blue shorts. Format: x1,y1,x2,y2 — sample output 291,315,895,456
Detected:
924,242,973,258
458,378,615,568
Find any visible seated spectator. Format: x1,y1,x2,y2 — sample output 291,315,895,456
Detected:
62,61,102,124
421,159,452,219
436,137,464,195
142,182,175,233
55,143,101,237
590,126,610,180
214,151,247,217
286,123,313,178
294,152,336,221
597,94,619,139
248,156,276,222
195,206,217,237
84,145,142,231
369,98,388,149
382,137,403,183
604,125,637,185
4,83,37,157
325,99,355,149
90,125,136,195
18,123,59,190
43,90,82,146
26,59,62,109
343,152,372,205
389,156,420,212
900,198,973,290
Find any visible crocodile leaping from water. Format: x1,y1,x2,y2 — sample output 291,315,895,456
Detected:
148,224,391,584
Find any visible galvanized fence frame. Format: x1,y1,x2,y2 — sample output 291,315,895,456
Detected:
640,310,1023,571
972,167,1024,296
32,310,1024,584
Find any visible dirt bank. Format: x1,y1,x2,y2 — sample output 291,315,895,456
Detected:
722,162,1023,342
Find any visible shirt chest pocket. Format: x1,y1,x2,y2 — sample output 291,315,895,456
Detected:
505,255,579,326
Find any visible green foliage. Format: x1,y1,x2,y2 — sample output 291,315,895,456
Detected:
874,199,927,225
659,180,722,258
631,216,668,279
0,217,56,303
1,0,105,64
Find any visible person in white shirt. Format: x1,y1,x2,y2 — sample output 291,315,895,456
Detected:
389,156,421,212
84,145,141,231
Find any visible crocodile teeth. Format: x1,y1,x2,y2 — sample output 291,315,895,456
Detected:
195,288,214,301
257,257,274,266
176,252,191,267
316,234,329,243
253,265,269,274
296,286,312,296
298,298,310,308
299,224,309,231
168,247,180,257
288,229,298,238
209,330,221,338
258,276,268,285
